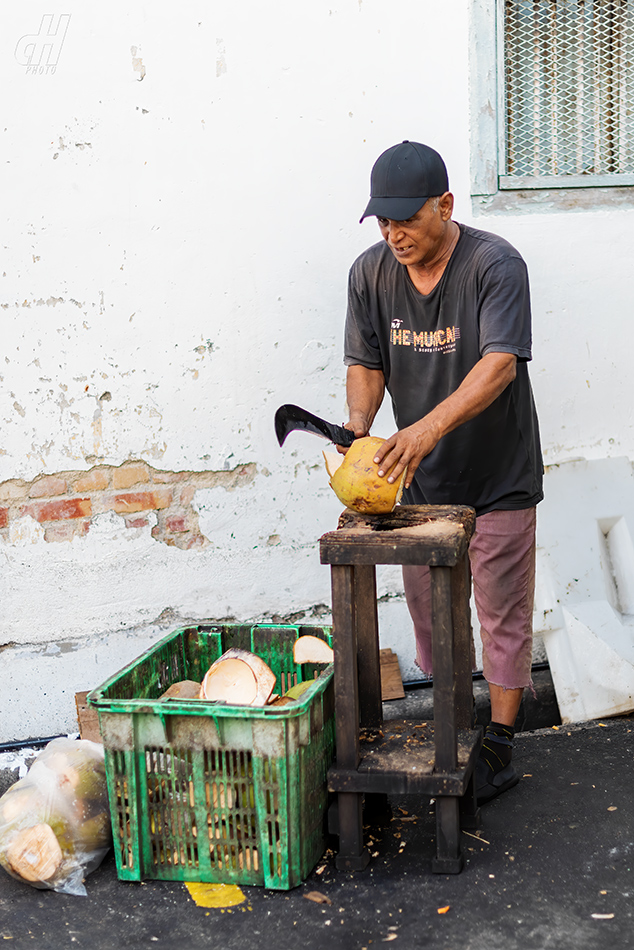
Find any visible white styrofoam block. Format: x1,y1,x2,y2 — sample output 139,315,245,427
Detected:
537,458,634,721
547,602,634,722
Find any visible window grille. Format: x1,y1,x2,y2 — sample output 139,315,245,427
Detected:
499,0,634,188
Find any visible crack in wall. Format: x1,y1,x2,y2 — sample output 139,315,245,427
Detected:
0,602,333,653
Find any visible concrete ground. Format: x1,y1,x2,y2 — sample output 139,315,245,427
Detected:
1,688,633,950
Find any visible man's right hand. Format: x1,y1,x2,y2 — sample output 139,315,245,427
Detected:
336,415,369,454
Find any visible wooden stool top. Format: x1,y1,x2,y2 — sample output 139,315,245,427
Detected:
319,504,475,567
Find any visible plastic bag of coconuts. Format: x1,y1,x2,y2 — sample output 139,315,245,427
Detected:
0,738,111,896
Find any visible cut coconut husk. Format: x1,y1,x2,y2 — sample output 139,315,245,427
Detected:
326,435,406,514
200,649,276,707
284,679,316,700
0,786,46,825
0,739,111,896
323,450,344,478
293,635,334,665
29,739,106,802
5,823,63,883
159,680,203,701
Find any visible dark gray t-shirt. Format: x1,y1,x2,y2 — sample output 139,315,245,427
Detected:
344,223,543,515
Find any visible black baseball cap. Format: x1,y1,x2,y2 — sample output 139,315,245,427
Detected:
360,141,449,223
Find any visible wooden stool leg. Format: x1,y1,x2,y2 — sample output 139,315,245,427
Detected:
430,566,464,874
430,566,457,773
336,793,369,871
331,565,369,871
354,564,382,729
452,554,482,831
460,771,482,831
432,797,464,874
353,565,390,824
452,554,475,730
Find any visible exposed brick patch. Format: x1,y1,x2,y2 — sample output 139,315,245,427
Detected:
21,498,92,523
0,480,30,503
112,490,172,513
125,516,149,529
90,493,114,517
113,462,150,490
29,475,68,498
166,515,187,533
180,486,196,506
72,469,110,492
44,520,90,543
152,471,191,485
186,534,207,550
0,461,256,546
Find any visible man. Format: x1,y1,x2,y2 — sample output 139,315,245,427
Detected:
342,141,543,804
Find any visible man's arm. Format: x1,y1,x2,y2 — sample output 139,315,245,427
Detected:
373,351,517,488
340,364,386,448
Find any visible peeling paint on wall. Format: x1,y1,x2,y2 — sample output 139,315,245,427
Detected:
130,45,146,80
216,38,227,77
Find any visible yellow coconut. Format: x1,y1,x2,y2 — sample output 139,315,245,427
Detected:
323,436,406,514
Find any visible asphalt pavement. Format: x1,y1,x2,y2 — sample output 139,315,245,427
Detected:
1,709,633,950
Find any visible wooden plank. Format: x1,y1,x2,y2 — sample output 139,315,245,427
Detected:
327,722,481,796
329,767,467,797
337,504,476,536
75,691,102,743
321,504,475,566
320,525,470,567
379,648,405,701
357,721,475,775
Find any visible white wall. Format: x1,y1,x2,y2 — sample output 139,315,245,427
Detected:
1,1,633,740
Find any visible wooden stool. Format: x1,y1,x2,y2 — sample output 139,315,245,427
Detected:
319,504,482,874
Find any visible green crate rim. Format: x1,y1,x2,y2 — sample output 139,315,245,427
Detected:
87,623,333,720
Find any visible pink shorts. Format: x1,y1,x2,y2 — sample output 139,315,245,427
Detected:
402,507,537,690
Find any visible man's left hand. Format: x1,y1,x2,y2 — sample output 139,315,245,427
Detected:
371,352,517,490
372,421,440,490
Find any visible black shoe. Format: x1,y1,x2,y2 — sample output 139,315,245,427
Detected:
475,758,520,805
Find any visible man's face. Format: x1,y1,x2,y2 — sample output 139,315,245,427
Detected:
377,194,452,269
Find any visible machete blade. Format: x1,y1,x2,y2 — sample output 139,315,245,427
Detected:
275,404,356,448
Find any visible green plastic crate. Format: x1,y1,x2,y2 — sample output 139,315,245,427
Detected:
88,623,334,890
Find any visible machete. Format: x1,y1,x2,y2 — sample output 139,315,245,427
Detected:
274,404,356,448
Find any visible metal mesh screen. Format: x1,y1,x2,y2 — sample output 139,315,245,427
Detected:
502,0,634,184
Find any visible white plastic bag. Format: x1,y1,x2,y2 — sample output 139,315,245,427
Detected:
0,738,112,896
